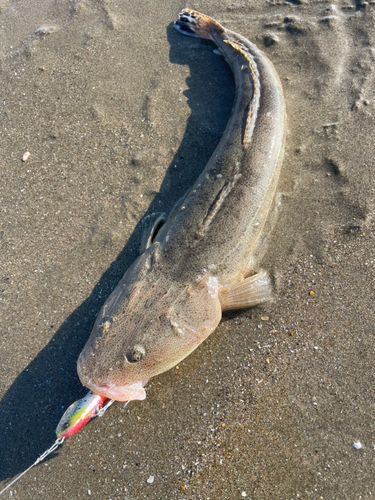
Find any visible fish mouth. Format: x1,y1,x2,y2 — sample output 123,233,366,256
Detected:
80,376,148,402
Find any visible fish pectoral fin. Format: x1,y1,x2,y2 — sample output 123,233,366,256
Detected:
219,270,272,311
140,212,166,252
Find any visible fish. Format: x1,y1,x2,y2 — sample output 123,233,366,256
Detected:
77,10,286,402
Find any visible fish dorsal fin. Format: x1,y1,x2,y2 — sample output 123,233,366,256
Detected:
195,162,242,241
140,212,166,253
224,39,261,149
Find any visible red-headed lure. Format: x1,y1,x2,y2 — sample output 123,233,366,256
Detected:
0,391,118,496
56,390,115,439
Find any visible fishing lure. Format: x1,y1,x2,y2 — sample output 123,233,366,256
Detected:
56,391,114,439
0,391,117,496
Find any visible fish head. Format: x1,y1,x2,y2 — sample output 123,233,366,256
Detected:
77,247,222,401
174,10,224,40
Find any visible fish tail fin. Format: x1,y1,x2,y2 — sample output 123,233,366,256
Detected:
174,10,224,40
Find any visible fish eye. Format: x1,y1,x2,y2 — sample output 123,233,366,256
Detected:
126,346,145,363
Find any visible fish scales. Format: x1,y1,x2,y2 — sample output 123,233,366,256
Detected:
77,10,286,402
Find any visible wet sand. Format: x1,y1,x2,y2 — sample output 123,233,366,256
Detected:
1,0,374,498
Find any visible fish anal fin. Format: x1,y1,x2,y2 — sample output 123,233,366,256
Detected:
140,212,166,253
219,270,272,312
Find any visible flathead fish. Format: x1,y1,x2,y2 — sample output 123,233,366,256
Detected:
77,10,286,401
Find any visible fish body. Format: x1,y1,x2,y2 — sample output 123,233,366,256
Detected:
77,11,286,401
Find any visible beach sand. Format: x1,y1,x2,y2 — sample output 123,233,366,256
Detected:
0,0,374,498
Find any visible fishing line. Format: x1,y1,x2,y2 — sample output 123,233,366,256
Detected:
0,393,118,496
0,437,64,496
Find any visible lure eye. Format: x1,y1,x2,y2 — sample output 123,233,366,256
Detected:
126,346,145,363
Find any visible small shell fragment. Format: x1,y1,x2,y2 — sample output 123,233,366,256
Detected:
34,25,57,36
22,151,30,162
353,442,362,450
261,316,269,321
146,475,154,484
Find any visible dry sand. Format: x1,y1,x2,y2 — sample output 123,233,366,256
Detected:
1,0,374,499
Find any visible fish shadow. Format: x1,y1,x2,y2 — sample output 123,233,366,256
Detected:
0,23,234,481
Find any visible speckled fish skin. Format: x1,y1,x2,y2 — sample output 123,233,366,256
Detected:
77,10,286,402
